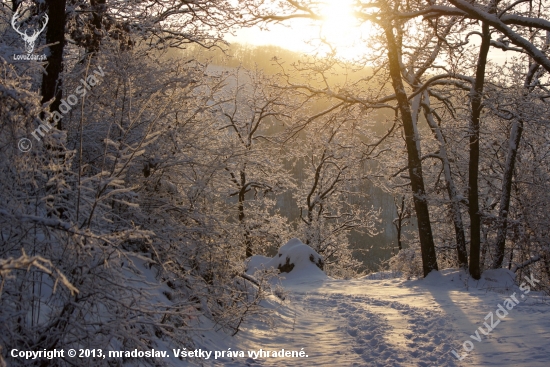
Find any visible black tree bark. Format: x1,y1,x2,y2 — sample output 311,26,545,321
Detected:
41,0,67,129
238,171,253,258
468,21,491,279
383,23,438,277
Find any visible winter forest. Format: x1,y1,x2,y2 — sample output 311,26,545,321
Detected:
1,0,550,366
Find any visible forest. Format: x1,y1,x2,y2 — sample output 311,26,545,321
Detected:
1,0,549,366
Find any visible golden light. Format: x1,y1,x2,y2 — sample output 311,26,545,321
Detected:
306,0,364,59
318,0,357,38
227,0,368,60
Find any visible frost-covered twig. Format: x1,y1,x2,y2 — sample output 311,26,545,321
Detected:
511,255,542,273
0,250,78,298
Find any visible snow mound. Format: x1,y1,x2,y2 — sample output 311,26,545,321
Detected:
269,238,324,273
418,268,518,292
478,268,517,288
246,238,327,282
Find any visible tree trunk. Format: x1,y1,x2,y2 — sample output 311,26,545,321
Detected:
238,171,252,258
492,119,523,268
492,58,542,268
422,93,468,268
383,24,438,277
41,0,67,129
395,196,405,252
88,0,106,55
468,21,491,279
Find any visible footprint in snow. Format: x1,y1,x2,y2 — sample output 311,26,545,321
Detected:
303,293,460,367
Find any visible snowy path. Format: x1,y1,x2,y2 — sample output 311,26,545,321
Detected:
240,292,458,366
235,292,364,366
220,270,550,367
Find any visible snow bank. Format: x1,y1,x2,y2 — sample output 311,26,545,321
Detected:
417,268,518,292
246,238,327,282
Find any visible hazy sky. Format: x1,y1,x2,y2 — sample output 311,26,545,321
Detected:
225,5,513,68
226,0,368,60
226,23,314,53
226,18,511,66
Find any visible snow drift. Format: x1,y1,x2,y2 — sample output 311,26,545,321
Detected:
246,238,327,281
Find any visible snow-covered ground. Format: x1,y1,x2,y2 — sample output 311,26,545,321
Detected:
217,271,548,366
190,239,548,367
177,239,550,366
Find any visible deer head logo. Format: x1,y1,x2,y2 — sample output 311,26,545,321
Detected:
11,7,48,54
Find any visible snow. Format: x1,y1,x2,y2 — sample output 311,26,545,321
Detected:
111,250,549,367
246,238,327,283
215,267,550,366
181,243,550,366
5,236,549,366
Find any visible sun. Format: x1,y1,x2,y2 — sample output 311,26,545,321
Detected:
279,0,363,60
227,0,367,60
317,0,357,36
314,0,362,57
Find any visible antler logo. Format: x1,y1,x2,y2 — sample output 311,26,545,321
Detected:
11,6,48,54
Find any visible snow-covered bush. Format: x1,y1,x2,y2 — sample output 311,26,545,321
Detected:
298,217,366,278
388,241,424,278
0,44,279,365
289,110,382,279
246,238,327,281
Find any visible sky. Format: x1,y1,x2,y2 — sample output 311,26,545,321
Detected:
225,0,370,60
225,2,512,65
